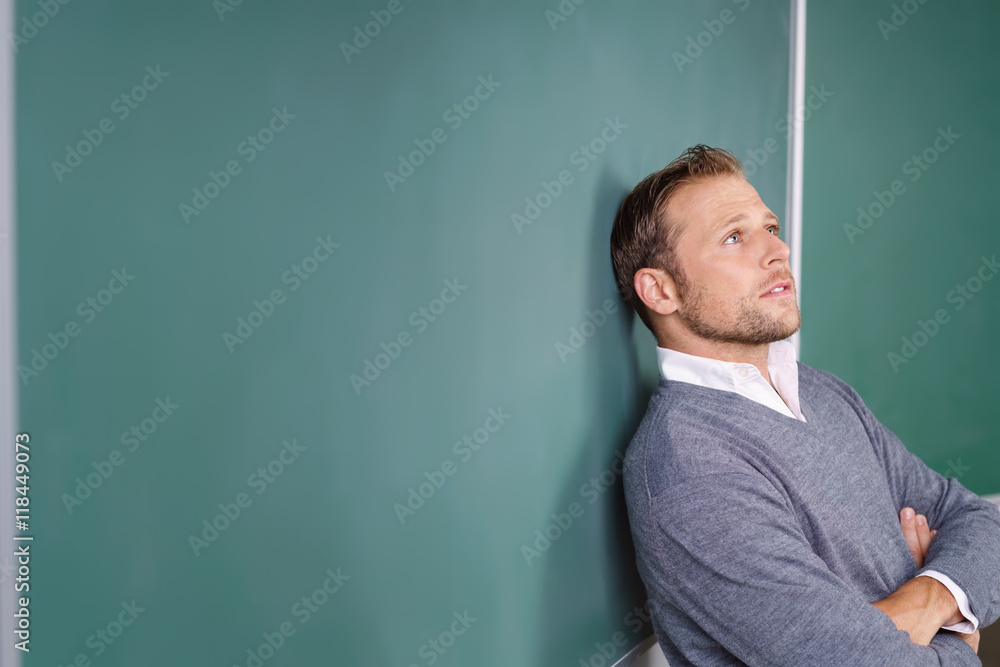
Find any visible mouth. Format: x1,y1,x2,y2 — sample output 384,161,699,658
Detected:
760,280,793,298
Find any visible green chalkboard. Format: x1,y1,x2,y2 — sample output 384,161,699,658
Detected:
14,0,790,664
800,0,1000,497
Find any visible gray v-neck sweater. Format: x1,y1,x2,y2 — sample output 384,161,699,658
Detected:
623,363,1000,666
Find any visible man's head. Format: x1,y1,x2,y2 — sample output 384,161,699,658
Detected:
610,145,801,351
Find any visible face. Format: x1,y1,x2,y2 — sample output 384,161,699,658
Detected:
664,174,801,345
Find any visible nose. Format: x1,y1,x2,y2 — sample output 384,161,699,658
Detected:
762,230,791,269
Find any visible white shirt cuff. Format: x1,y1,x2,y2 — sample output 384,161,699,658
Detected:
917,570,979,633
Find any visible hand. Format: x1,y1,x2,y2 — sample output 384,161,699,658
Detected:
954,628,980,654
894,508,965,628
873,576,950,646
900,507,935,568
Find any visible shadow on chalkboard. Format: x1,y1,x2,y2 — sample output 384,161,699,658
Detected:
534,166,653,665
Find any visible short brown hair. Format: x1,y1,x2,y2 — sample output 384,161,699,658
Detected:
610,144,745,333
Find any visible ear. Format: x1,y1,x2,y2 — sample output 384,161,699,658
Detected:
634,267,679,317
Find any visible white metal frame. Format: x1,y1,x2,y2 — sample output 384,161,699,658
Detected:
1,0,19,663
786,0,807,357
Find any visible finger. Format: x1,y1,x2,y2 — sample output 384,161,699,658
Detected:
915,514,932,562
900,507,922,567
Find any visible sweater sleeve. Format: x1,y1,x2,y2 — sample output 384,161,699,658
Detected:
646,472,982,666
839,379,1000,630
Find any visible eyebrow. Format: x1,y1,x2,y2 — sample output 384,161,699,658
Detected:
712,211,780,235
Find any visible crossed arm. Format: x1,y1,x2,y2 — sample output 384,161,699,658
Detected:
647,471,991,666
839,372,999,658
874,507,980,653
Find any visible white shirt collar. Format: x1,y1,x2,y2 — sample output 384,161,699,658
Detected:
655,339,807,422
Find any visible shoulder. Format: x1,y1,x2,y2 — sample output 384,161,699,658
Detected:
797,362,850,393
622,379,767,505
796,362,871,415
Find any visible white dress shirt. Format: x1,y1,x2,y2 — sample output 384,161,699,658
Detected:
656,339,978,634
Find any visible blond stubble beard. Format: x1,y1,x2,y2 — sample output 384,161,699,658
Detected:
673,268,802,345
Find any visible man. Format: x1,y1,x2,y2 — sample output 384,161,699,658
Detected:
611,145,1000,665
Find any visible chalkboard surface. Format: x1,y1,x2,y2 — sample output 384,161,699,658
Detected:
15,0,790,664
800,0,1000,497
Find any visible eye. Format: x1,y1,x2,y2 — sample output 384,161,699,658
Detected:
767,225,780,235
723,231,740,245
